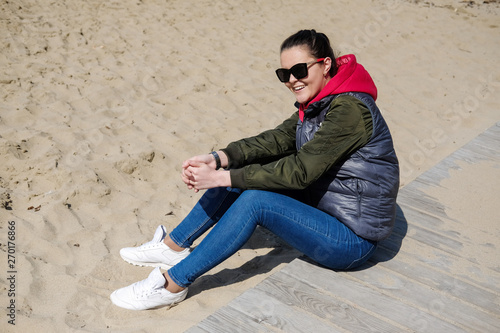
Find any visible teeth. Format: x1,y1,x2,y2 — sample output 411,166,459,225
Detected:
294,86,305,91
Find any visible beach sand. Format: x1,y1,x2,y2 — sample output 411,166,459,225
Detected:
1,0,499,331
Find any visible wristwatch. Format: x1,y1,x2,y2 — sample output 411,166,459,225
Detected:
210,151,221,170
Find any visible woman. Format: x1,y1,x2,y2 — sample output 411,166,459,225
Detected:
110,29,399,311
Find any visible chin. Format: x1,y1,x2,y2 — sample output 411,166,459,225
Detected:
294,90,313,105
295,96,310,105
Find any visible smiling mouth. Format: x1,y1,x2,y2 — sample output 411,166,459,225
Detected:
293,86,305,92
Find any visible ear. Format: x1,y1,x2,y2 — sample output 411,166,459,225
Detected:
323,57,333,77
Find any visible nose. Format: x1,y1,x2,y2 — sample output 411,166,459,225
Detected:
287,73,298,84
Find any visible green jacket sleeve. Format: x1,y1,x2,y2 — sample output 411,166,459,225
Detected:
221,112,299,168
226,95,373,190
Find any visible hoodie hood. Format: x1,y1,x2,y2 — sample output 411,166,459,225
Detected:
299,54,377,121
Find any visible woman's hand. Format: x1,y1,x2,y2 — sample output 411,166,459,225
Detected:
182,154,216,170
182,151,228,171
181,160,231,192
181,154,215,191
181,151,230,191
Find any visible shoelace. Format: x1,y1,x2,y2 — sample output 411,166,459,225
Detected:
133,273,161,297
138,239,161,249
138,227,166,249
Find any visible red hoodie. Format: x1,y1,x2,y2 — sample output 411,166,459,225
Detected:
299,54,377,121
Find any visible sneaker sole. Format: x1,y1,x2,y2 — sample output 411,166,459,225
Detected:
110,292,184,311
120,256,174,270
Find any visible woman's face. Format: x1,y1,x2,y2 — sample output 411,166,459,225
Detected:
279,46,331,105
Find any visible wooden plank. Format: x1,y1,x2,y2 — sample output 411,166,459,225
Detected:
479,128,500,143
281,260,465,332
186,305,277,333
392,203,460,239
223,287,343,333
415,167,459,188
255,273,404,332
483,121,500,134
391,203,499,282
346,262,500,332
460,122,500,157
185,326,208,333
389,211,492,274
411,123,500,188
467,124,500,144
414,148,496,187
462,135,500,159
375,241,500,298
449,144,497,164
370,246,500,313
380,208,500,296
395,215,464,254
395,191,447,220
397,123,499,220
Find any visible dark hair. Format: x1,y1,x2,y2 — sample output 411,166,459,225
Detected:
280,29,338,77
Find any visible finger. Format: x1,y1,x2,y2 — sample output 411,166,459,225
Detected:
186,166,198,178
187,160,202,167
184,167,194,178
183,160,194,168
181,171,190,181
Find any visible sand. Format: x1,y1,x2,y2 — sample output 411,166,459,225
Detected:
1,0,499,332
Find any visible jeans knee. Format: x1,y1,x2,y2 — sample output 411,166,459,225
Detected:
239,189,271,201
232,190,280,218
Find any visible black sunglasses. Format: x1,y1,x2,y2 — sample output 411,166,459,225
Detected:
275,58,325,83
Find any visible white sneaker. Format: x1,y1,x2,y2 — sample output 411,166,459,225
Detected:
110,267,188,310
120,225,190,270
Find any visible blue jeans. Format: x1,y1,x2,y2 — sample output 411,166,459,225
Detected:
168,187,377,288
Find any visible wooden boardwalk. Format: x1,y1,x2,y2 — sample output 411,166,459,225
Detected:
187,122,500,333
